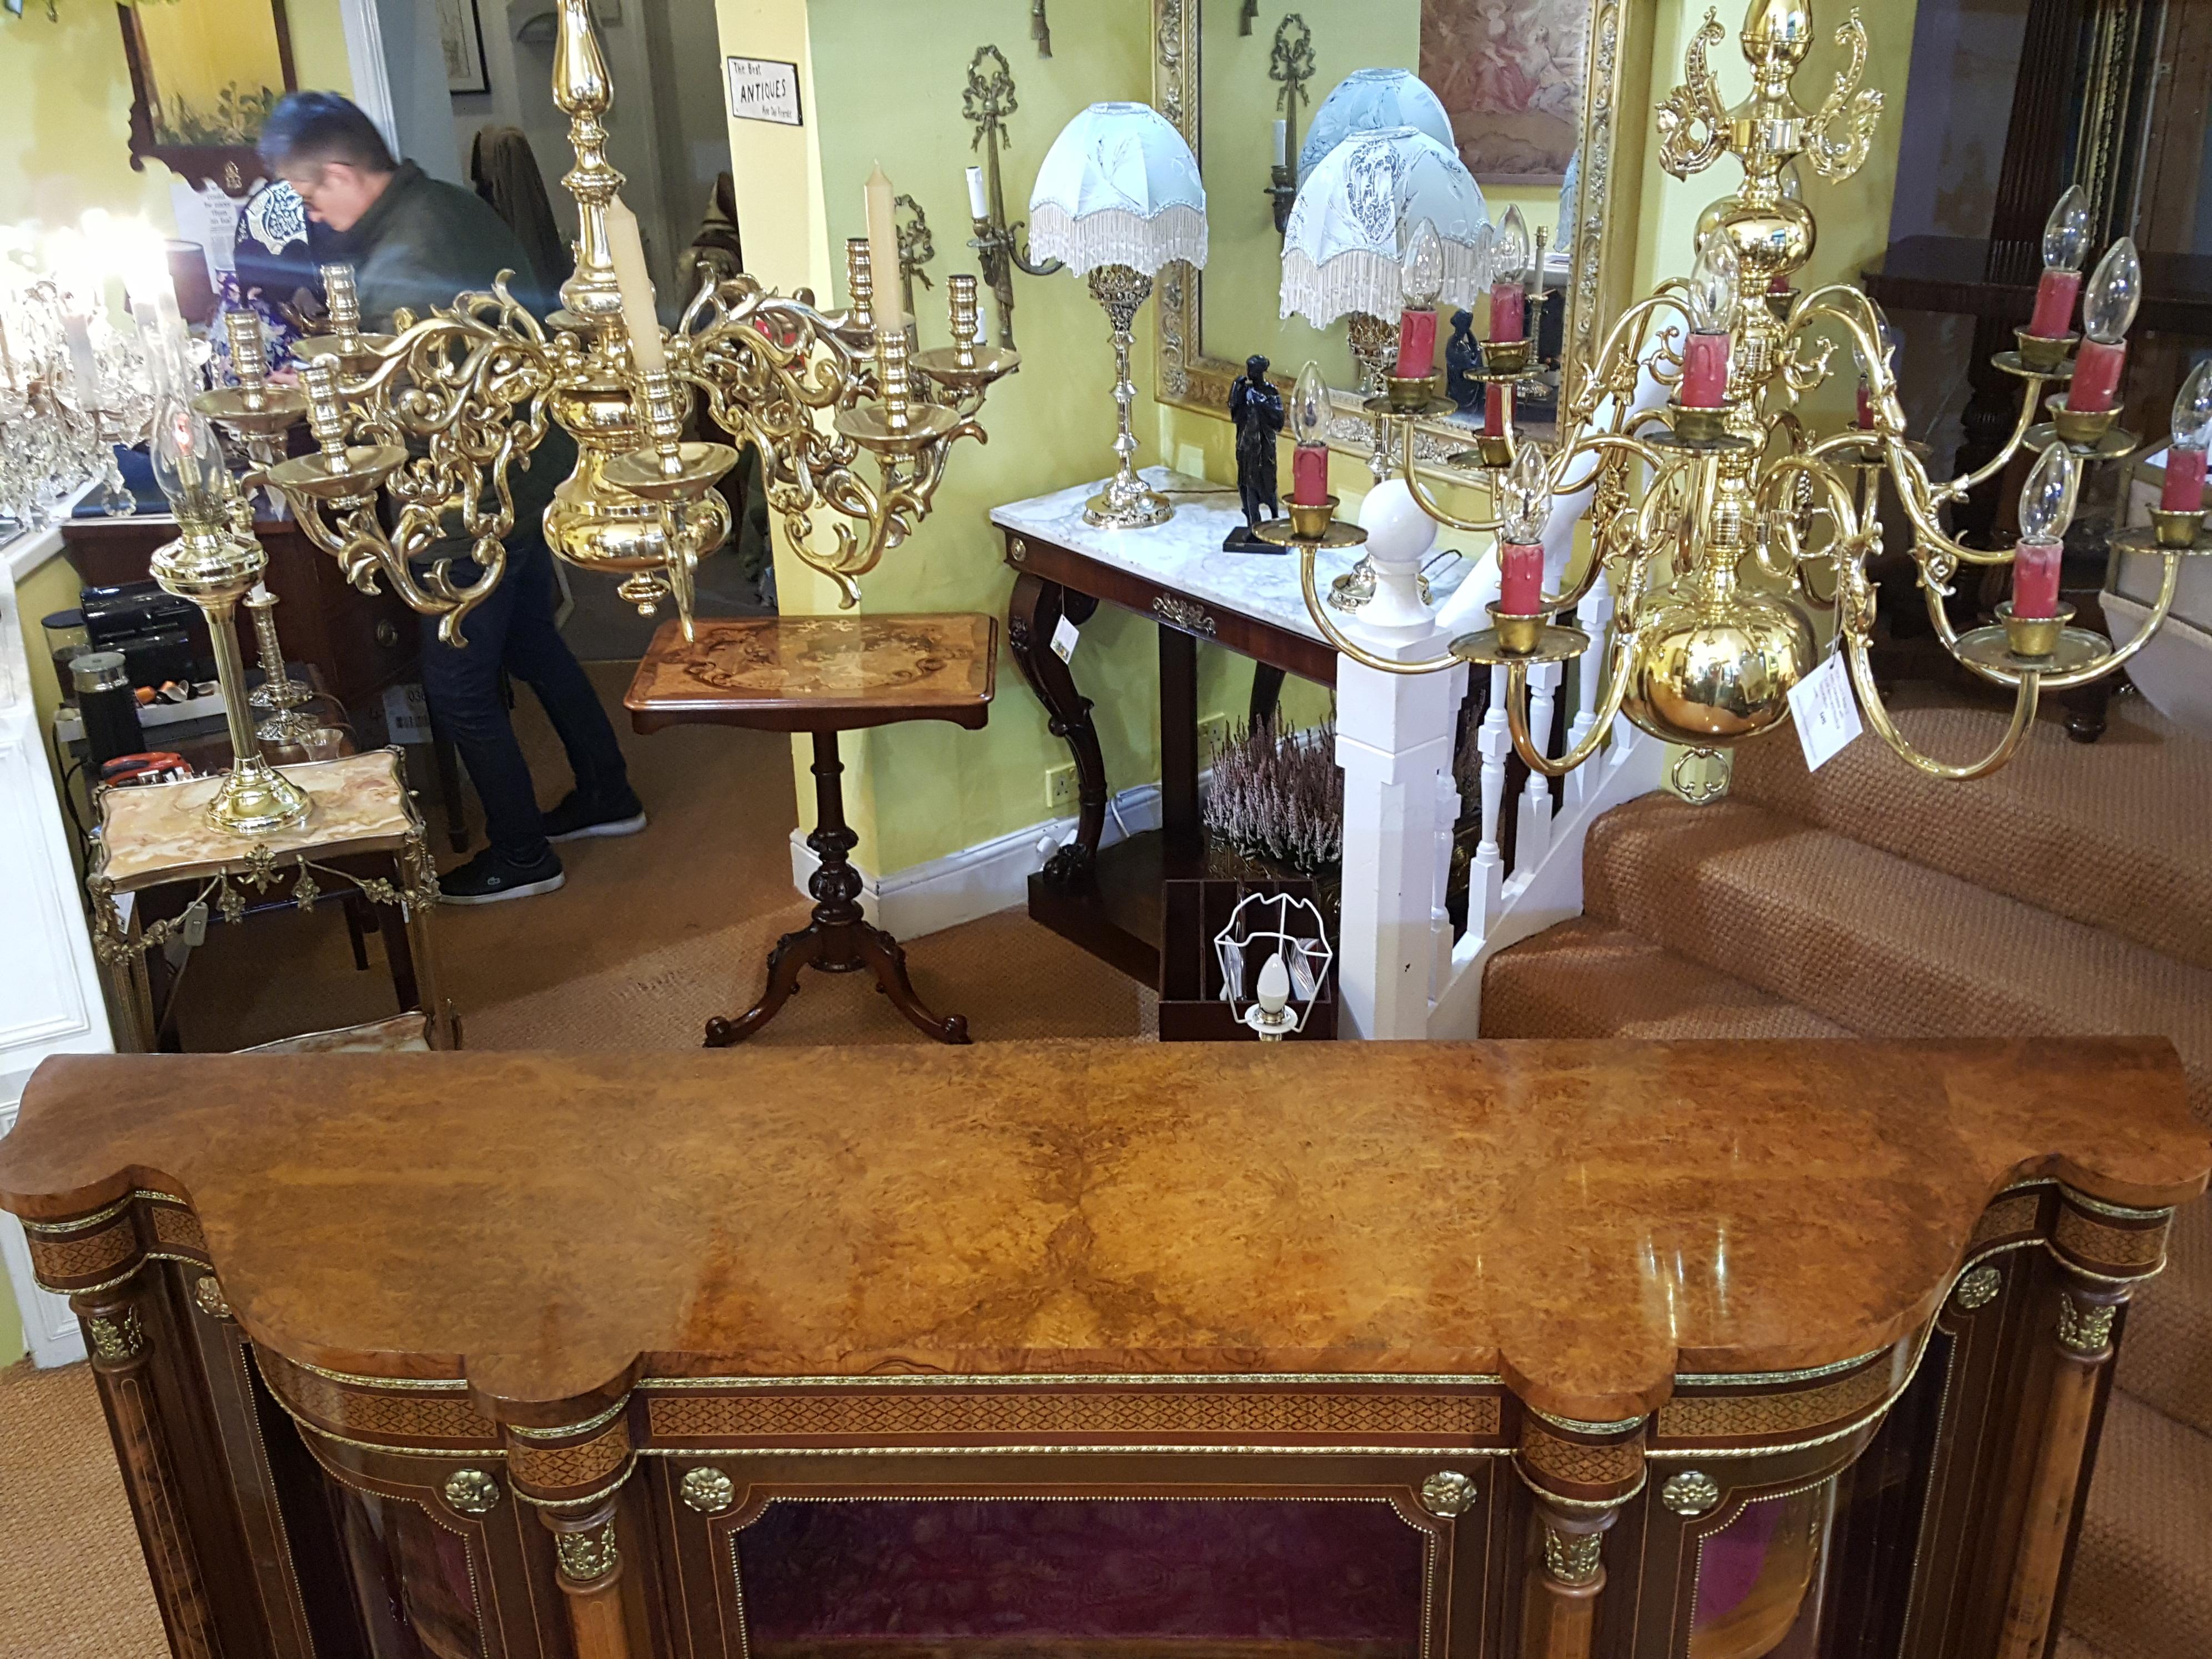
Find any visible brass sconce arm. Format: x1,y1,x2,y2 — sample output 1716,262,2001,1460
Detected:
1844,624,2040,781
963,43,1063,351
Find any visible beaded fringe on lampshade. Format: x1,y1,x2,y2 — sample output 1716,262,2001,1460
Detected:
1279,241,1491,328
1027,203,1209,279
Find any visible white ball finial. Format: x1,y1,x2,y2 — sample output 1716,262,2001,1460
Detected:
1358,478,1439,567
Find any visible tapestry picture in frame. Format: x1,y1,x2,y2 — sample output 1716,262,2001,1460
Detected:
1420,0,1589,185
439,0,492,95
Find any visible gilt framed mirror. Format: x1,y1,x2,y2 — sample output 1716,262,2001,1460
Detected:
1154,0,1648,466
119,0,299,195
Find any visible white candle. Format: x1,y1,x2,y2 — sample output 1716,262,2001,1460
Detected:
250,581,271,604
965,165,989,220
62,311,99,408
1273,119,1288,169
864,164,901,323
603,199,666,374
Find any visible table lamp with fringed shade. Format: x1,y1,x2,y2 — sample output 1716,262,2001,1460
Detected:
1297,68,1456,179
1029,101,1208,529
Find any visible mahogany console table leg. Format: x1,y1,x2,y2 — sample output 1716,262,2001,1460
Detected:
705,731,969,1047
74,1280,222,1659
1159,625,1202,866
1249,662,1287,730
1008,572,1108,886
1994,1188,2174,1659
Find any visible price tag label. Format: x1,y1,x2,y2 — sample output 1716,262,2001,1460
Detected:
1051,615,1082,663
1787,648,1863,772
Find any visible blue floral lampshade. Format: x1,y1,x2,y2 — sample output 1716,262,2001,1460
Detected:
1280,127,1491,328
1298,68,1456,180
1028,101,1208,278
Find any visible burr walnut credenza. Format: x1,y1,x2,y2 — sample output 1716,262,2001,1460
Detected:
2,1039,2204,1659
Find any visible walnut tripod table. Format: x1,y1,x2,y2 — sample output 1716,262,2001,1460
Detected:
626,614,997,1044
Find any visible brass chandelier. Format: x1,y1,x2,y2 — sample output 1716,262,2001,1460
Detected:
211,0,1013,649
1273,0,2202,788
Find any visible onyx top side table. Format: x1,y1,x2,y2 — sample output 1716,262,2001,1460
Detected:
86,747,456,1053
624,613,996,1045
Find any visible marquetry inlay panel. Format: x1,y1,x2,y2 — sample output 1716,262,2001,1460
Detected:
26,1222,136,1286
2054,1206,2169,1273
645,1389,1501,1444
259,1353,499,1445
1970,1192,2044,1246
148,1204,209,1255
507,1420,634,1493
1657,1360,1893,1442
1518,1421,1646,1487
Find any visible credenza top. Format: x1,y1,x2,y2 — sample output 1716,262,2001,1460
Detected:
3,1039,2202,1420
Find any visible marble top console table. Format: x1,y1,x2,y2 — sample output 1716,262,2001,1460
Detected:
3,1037,2204,1659
992,468,1472,987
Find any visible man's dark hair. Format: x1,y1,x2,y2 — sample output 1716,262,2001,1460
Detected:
258,92,398,175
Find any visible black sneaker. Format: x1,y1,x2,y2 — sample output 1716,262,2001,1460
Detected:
439,847,566,906
542,790,648,843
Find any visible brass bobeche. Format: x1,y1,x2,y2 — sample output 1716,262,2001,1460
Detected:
232,0,1012,643
1311,0,2199,790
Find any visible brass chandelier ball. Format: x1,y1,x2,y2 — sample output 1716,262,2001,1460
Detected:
1621,577,1819,744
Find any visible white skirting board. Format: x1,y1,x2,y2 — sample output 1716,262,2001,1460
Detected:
790,783,1166,941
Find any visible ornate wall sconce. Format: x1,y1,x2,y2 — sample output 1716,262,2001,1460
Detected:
1266,15,1315,235
894,192,934,337
961,44,1062,351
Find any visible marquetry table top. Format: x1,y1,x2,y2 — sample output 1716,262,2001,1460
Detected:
3,1039,2201,1424
91,748,421,892
625,613,996,733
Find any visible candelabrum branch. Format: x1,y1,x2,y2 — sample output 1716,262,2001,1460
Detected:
1295,542,1461,675
1918,546,2184,692
1505,622,1639,776
1843,624,2039,780
290,492,509,645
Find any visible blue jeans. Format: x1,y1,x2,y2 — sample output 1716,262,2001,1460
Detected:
418,529,631,863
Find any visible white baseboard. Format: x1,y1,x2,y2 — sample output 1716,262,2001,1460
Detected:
790,783,1166,941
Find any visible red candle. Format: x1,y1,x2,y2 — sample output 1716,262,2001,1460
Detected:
1500,542,1543,614
1395,306,1437,379
1489,280,1525,343
2011,539,2063,620
1291,441,1329,507
2068,339,2126,412
1857,377,1874,430
1768,274,1791,295
2162,444,2209,513
2028,269,2081,339
1484,383,1512,438
1681,331,1730,408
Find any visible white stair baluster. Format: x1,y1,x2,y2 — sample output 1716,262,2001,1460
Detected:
1564,570,1613,808
1472,664,1509,943
1515,661,1560,874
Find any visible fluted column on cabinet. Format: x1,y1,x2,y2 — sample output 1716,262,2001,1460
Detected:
1515,1407,1645,1659
505,1393,640,1659
1994,1188,2176,1659
21,1200,220,1659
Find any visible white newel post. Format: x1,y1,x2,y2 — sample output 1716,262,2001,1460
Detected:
1333,482,1464,1040
1,527,115,1366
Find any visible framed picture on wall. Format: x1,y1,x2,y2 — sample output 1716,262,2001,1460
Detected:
119,0,298,194
438,0,492,95
1420,0,1590,184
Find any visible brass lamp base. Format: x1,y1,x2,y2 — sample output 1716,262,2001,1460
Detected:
1085,472,1173,530
203,753,313,836
2013,328,2079,373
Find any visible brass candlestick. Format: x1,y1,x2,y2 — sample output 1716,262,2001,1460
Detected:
243,586,319,748
962,44,1063,351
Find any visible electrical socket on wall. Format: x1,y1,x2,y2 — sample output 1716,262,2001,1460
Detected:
1046,762,1079,813
1198,713,1231,761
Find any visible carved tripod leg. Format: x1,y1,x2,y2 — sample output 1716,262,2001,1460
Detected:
1994,1189,2174,1659
704,926,820,1047
857,922,971,1044
1008,570,1108,886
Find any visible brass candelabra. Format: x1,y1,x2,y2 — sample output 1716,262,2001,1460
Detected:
229,0,1012,648
1272,0,2201,788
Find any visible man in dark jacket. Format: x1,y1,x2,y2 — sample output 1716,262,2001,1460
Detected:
260,93,645,904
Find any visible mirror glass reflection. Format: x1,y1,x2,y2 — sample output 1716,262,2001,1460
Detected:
1199,1,1587,425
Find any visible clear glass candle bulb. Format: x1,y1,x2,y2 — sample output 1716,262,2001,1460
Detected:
1501,439,1549,544
1494,205,1529,285
1291,360,1329,447
2083,238,2141,344
2018,441,2079,542
2043,185,2092,273
1687,235,1740,334
2174,359,2212,450
152,399,232,527
1400,217,1445,308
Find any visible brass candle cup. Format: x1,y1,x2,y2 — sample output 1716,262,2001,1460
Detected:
1481,336,1534,376
2014,328,2079,373
2149,506,2205,549
1489,607,1546,656
1286,495,1339,541
1998,600,2073,661
2050,402,2118,448
1385,373,1440,413
1672,403,1732,445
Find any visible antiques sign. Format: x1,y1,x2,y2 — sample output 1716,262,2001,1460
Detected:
726,57,803,127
